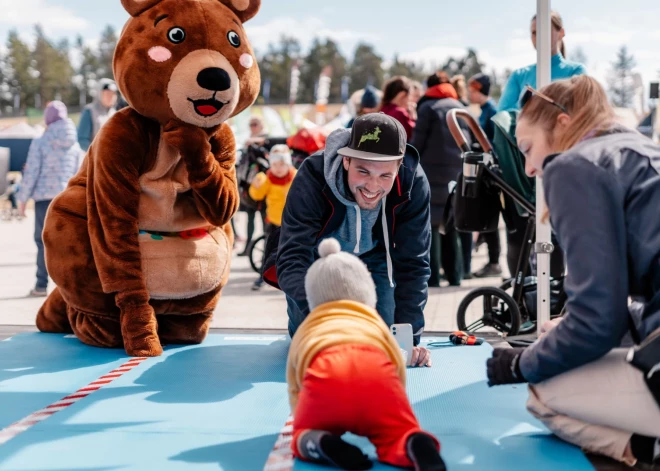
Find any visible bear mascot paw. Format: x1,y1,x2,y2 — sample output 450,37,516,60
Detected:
35,0,261,356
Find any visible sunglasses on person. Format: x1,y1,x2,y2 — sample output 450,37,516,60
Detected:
249,121,261,127
520,85,569,114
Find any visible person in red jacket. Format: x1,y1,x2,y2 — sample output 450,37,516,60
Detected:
380,76,416,142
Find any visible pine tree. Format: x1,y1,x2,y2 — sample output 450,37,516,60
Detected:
98,25,118,79
348,43,384,93
5,30,36,110
298,38,347,104
608,45,636,108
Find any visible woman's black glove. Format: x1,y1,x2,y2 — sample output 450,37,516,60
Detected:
487,348,527,386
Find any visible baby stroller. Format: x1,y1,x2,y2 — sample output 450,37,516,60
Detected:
442,109,566,337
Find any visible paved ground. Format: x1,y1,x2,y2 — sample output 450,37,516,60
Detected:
0,210,507,333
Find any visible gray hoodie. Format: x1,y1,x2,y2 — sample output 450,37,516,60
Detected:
322,128,394,287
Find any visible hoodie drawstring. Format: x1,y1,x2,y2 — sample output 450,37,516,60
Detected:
381,197,394,288
354,206,362,254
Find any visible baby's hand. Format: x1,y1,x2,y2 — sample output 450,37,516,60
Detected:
410,346,432,367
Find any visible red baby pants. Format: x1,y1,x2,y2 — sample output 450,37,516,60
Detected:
291,343,440,468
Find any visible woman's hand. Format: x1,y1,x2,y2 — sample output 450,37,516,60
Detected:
410,346,432,367
18,202,27,218
486,347,526,386
539,317,564,339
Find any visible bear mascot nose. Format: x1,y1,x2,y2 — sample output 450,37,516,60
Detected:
196,67,231,92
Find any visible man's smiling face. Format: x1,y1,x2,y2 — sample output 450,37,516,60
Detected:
342,157,401,210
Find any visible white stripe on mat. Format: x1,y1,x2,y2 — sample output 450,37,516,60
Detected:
0,357,148,446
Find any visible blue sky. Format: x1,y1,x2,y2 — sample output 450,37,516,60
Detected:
1,0,659,105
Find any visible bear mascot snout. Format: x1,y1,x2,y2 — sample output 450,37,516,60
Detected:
35,0,261,357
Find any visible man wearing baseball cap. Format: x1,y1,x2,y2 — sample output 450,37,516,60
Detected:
262,113,433,365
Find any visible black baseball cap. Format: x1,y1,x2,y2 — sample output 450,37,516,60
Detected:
339,113,406,161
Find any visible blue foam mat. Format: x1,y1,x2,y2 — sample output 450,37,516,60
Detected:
0,333,595,470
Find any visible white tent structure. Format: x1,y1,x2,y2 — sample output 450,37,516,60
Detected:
535,0,552,333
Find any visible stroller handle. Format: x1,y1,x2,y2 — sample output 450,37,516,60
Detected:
447,108,493,155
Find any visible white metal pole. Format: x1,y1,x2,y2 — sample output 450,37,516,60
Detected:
536,0,552,333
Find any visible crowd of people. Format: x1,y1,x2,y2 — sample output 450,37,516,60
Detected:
8,8,660,468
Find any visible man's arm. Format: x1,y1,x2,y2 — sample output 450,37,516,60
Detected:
391,165,432,346
277,158,328,312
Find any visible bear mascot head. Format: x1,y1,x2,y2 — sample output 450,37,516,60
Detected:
35,0,261,357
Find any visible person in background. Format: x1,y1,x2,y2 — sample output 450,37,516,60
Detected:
380,76,416,142
17,101,82,297
451,75,469,107
468,73,503,278
347,85,381,128
288,238,446,471
270,113,433,353
498,10,586,112
237,116,269,256
249,145,297,290
410,72,470,287
408,80,424,121
77,78,118,151
487,75,660,467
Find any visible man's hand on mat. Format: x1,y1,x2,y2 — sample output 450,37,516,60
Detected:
486,348,526,386
411,347,432,367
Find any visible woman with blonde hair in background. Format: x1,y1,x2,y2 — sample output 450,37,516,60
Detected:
498,10,586,112
486,75,660,467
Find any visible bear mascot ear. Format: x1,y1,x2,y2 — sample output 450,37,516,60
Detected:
217,0,261,23
121,0,165,17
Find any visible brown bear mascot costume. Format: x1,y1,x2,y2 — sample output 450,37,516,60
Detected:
35,0,261,357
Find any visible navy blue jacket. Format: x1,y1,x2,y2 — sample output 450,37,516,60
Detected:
263,146,432,343
520,127,660,384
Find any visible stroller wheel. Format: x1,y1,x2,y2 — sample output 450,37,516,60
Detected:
457,287,521,336
248,235,266,274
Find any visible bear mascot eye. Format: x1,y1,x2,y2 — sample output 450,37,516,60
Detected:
227,31,241,48
168,27,186,44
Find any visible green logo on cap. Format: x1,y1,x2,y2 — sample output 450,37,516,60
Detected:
358,127,381,147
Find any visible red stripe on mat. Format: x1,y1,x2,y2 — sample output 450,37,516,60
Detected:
263,416,295,471
0,357,148,446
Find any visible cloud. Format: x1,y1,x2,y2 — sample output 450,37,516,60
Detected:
245,16,379,55
398,45,470,72
0,0,88,32
570,31,634,46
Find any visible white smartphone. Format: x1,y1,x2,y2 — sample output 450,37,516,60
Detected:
390,323,414,367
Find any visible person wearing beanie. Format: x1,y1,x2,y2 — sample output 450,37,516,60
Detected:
411,73,471,288
467,73,504,281
347,85,382,128
288,238,446,471
468,73,497,141
17,100,83,297
249,144,297,290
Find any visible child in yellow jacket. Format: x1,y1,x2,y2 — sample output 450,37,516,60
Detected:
249,144,296,290
287,238,445,470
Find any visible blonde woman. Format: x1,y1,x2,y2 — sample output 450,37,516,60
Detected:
498,10,586,112
486,75,660,466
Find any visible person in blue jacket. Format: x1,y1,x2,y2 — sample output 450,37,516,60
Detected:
261,113,433,363
487,75,660,467
497,11,586,112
